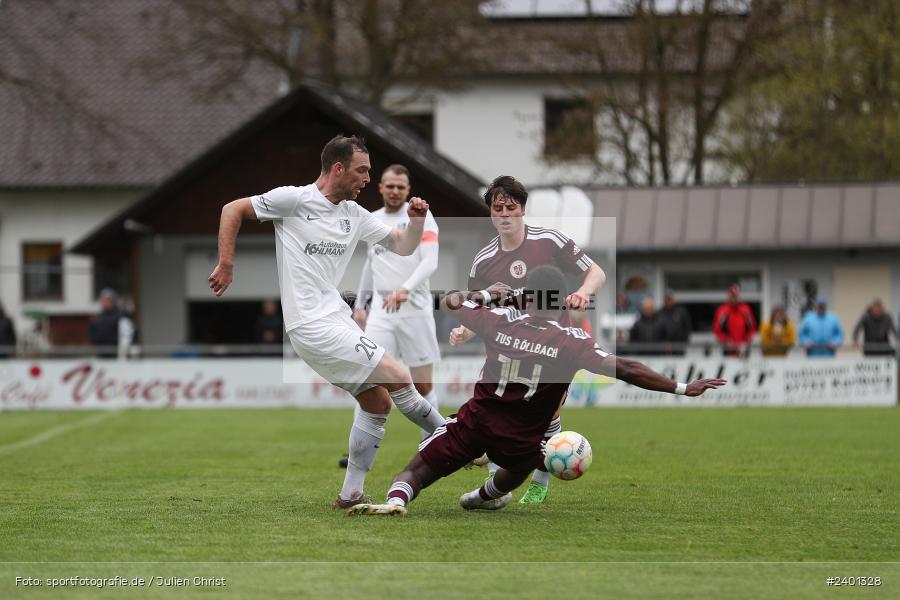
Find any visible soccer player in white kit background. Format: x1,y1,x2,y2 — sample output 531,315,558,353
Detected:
353,164,441,438
208,135,446,510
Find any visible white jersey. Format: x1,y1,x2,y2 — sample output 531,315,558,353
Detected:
367,205,439,319
251,184,391,331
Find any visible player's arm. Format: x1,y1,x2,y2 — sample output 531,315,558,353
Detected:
553,235,606,310
582,345,726,397
446,255,513,346
383,231,439,312
441,298,503,341
209,197,257,296
568,263,606,310
353,254,374,328
442,286,509,311
377,196,428,257
446,281,517,346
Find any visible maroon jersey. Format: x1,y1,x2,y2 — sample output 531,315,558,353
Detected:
455,300,610,452
468,225,595,312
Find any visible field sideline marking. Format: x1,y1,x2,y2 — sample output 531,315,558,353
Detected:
0,411,120,454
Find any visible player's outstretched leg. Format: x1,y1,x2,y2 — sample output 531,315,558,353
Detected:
410,365,438,439
520,416,561,504
369,355,445,434
460,467,530,511
333,388,390,510
346,454,440,517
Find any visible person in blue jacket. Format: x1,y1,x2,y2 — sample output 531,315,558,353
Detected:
798,297,844,357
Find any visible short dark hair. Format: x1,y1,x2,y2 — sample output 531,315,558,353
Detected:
321,135,368,172
524,265,568,313
382,164,410,180
483,175,528,208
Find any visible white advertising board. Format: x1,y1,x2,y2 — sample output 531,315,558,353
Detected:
568,357,898,407
0,357,895,411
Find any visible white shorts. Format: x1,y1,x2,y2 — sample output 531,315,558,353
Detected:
287,311,385,396
364,312,441,368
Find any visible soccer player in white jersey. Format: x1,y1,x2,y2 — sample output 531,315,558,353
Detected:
208,135,446,510
352,165,441,438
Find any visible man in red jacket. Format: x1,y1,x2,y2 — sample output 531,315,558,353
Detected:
713,284,757,357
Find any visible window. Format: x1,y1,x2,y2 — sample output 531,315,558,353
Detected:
544,98,596,160
393,113,434,145
22,242,63,300
663,268,763,333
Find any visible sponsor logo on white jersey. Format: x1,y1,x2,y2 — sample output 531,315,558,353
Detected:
304,241,348,256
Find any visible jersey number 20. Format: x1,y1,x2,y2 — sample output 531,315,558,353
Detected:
355,336,378,360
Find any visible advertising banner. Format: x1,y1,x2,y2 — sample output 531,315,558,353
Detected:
568,357,898,407
0,357,895,411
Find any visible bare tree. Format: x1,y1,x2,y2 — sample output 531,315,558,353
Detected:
721,0,900,182
549,0,785,185
145,0,488,106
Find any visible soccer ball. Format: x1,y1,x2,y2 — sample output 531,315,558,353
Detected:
543,431,593,480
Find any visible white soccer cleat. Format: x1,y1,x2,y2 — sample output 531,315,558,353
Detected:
345,503,407,517
459,490,512,511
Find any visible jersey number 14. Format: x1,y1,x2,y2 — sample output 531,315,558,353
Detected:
495,354,542,401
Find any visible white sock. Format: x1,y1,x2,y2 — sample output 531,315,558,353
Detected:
544,417,562,439
386,481,414,507
424,389,439,410
481,476,505,500
531,417,561,485
419,389,440,438
488,461,499,475
531,470,550,486
340,409,387,500
390,384,445,434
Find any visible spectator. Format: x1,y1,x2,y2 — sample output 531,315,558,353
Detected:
22,318,50,357
0,301,16,358
713,284,757,357
629,297,667,355
798,296,844,357
659,290,691,355
615,291,632,314
255,300,283,345
88,288,134,359
759,305,796,356
852,299,897,356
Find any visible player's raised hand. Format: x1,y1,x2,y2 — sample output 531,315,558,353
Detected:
566,291,591,311
685,378,728,397
208,263,233,297
407,196,428,221
450,325,476,347
487,281,515,305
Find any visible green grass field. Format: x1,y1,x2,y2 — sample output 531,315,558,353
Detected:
1,407,898,599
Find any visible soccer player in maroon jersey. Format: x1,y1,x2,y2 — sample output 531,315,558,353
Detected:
451,175,607,504
347,266,726,516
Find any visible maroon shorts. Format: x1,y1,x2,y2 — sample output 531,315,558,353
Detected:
418,416,546,477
